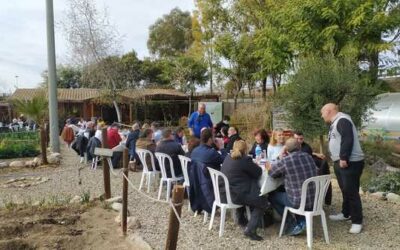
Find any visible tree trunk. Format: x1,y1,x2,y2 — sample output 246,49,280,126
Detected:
233,93,238,110
262,77,267,101
113,100,122,123
40,127,48,165
369,52,379,84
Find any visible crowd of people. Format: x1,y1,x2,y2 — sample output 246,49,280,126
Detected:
0,115,37,132
63,102,365,241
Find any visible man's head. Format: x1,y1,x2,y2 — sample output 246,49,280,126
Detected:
198,103,206,115
132,122,140,131
285,138,300,153
293,131,305,144
200,128,213,145
321,103,339,123
223,115,230,123
228,126,238,137
162,128,173,140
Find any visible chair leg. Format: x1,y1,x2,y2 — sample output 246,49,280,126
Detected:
139,172,145,191
186,188,191,212
321,211,330,244
166,181,171,201
157,179,163,200
245,206,251,220
219,207,227,237
203,212,208,224
279,207,288,237
147,173,151,193
209,203,217,230
305,214,313,249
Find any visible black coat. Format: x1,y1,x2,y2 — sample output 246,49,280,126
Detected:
225,134,242,152
248,142,269,158
221,155,268,209
156,139,185,177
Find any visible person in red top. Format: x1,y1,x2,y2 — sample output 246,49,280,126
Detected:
107,123,122,168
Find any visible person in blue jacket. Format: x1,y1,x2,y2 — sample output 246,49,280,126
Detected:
188,103,213,138
126,123,140,162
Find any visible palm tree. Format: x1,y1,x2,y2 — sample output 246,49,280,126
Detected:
12,93,49,164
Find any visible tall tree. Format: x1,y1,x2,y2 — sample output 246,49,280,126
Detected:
147,8,194,58
40,65,82,88
62,0,124,122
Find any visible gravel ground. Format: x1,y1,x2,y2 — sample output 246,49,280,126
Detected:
1,144,400,250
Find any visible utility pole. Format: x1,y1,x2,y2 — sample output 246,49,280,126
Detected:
45,0,60,153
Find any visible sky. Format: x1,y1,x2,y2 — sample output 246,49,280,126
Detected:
0,0,195,93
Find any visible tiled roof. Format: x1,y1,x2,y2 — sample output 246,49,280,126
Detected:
10,88,186,102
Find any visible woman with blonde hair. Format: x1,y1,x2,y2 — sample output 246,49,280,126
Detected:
221,140,270,241
267,129,286,161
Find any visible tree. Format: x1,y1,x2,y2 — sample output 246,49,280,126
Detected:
40,65,82,88
147,8,194,58
275,55,380,152
63,0,124,122
12,94,49,165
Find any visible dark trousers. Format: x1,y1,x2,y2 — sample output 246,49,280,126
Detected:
111,151,123,169
334,160,364,224
236,193,269,232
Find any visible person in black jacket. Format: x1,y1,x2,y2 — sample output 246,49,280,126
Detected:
249,129,269,158
126,123,140,162
221,140,269,241
156,128,185,177
225,126,242,153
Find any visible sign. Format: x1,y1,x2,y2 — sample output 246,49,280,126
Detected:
94,147,113,157
202,102,223,124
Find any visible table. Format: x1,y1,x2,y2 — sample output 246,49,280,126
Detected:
255,159,284,196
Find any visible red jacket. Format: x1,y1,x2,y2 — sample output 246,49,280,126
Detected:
107,127,121,148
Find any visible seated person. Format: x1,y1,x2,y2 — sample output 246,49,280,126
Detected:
249,129,269,158
136,128,158,171
189,128,226,214
266,138,317,236
126,123,141,162
155,128,185,177
221,140,269,241
185,136,200,158
267,129,285,161
107,123,122,168
174,126,186,145
225,126,242,153
220,126,229,148
214,115,230,137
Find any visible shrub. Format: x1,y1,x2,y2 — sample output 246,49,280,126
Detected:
0,139,40,159
367,172,400,195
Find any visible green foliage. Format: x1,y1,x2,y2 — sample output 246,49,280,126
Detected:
80,190,91,204
40,65,82,88
170,55,208,93
147,8,194,57
0,139,40,159
367,172,400,194
275,55,380,138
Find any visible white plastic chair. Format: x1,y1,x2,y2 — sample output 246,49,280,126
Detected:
137,148,160,193
178,155,192,211
208,168,250,237
279,174,332,249
155,152,184,201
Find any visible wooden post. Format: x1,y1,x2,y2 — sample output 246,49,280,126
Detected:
40,127,48,165
101,128,111,199
165,185,185,250
122,148,129,235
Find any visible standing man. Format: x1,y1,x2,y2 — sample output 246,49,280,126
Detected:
188,103,213,138
320,103,365,234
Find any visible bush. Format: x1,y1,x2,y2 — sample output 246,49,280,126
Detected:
0,139,40,159
367,172,400,195
362,141,399,168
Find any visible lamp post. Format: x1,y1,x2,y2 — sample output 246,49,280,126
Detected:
45,0,60,153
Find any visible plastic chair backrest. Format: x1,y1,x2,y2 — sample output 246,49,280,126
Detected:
155,152,177,179
207,167,234,206
178,155,191,187
136,148,156,173
298,174,331,212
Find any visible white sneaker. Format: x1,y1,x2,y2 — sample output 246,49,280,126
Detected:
80,157,84,163
349,224,362,234
329,213,351,221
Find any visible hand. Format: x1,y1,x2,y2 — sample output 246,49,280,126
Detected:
189,129,194,136
265,161,271,171
313,153,326,160
339,160,348,168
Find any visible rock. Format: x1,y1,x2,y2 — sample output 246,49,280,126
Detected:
371,192,385,200
128,233,152,250
5,178,16,184
50,152,61,158
25,160,36,168
386,166,400,173
359,187,365,195
386,193,400,204
70,195,82,204
9,161,25,168
47,154,60,164
0,162,9,168
33,201,40,206
111,202,123,212
105,196,122,204
127,216,141,230
33,157,42,165
115,214,122,224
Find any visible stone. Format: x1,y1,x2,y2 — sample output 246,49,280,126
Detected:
115,214,121,224
359,187,365,195
70,195,82,204
25,160,36,168
371,192,385,200
111,202,123,212
9,161,25,168
33,201,40,206
386,193,400,204
105,196,122,204
5,178,16,184
386,166,400,173
33,157,42,165
47,154,60,164
127,216,141,230
128,233,151,250
50,152,61,158
0,162,9,168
